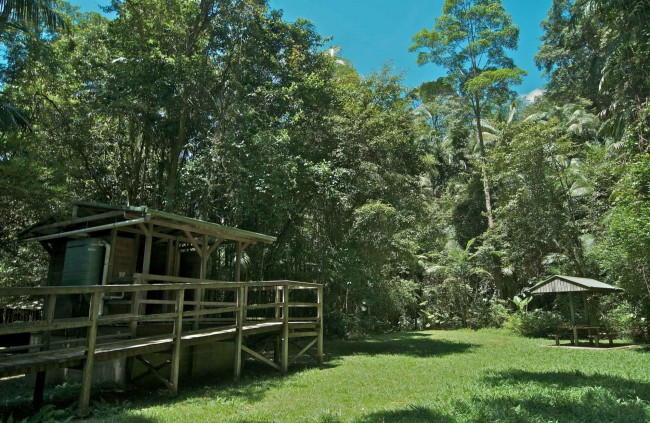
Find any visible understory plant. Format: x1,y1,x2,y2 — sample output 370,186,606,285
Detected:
505,309,565,338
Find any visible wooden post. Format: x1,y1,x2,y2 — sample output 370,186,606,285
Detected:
130,276,143,338
274,286,281,321
583,292,592,325
274,286,281,364
201,235,208,278
193,235,208,331
193,285,201,331
281,284,289,374
170,288,185,396
33,294,57,410
174,240,181,276
234,285,245,381
131,223,152,336
109,228,118,273
317,285,324,365
235,242,241,282
568,292,577,345
142,224,153,275
166,240,175,276
78,291,102,416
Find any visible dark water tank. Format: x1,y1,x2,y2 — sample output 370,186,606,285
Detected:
56,238,107,320
62,238,106,286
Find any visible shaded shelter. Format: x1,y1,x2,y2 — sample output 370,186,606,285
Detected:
524,275,623,345
2,202,324,415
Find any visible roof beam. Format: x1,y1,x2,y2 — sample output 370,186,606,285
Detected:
29,217,148,242
183,230,203,258
27,210,125,234
206,239,224,257
149,218,263,245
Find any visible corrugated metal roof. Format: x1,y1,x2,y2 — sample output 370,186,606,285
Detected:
526,275,622,295
24,201,276,244
147,210,276,244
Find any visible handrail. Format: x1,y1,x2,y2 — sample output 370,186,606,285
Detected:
136,273,321,287
0,279,319,297
0,278,324,416
0,280,322,336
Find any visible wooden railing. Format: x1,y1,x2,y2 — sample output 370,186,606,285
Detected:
0,277,323,415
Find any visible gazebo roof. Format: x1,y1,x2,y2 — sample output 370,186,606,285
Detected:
525,275,622,295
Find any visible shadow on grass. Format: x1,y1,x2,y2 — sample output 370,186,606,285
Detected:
314,405,454,423
328,332,478,359
473,370,650,422
632,344,650,353
2,333,477,421
355,405,455,423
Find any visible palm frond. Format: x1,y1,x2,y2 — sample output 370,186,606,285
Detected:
0,100,32,132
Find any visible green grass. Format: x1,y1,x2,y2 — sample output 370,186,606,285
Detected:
5,329,650,422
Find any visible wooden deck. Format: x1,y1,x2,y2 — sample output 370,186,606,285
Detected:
0,277,323,415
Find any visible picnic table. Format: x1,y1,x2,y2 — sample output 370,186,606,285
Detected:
550,325,615,347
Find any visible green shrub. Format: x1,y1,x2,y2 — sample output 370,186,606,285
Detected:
467,297,509,329
599,299,649,341
505,310,565,338
419,296,508,330
325,311,391,339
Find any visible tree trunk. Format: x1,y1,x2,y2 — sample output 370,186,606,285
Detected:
165,105,187,211
474,96,494,229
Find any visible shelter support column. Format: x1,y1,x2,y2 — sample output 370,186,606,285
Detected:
131,223,152,336
568,292,577,344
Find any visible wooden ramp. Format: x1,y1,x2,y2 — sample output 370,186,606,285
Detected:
0,279,323,416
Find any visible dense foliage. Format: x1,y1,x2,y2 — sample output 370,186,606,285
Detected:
1,0,649,338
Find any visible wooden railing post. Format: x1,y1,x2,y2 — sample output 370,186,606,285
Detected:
281,284,289,374
234,285,245,381
274,285,281,364
193,286,201,331
243,283,249,322
170,288,185,396
78,291,102,416
317,285,324,365
130,275,144,337
274,286,281,321
33,294,57,409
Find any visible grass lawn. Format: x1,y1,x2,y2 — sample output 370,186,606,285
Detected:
4,329,650,422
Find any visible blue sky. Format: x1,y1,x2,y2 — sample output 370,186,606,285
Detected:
71,0,551,96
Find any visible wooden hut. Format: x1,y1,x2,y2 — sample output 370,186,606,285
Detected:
23,201,277,287
1,202,323,415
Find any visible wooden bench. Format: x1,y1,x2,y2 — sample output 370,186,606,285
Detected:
593,332,616,347
549,330,616,347
548,332,573,346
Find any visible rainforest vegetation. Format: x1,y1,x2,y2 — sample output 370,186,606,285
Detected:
1,0,649,339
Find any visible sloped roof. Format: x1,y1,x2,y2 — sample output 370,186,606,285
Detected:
23,201,276,244
526,275,623,295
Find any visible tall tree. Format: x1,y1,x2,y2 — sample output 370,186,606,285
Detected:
536,0,650,148
410,0,525,228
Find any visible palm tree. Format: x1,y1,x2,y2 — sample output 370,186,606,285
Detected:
0,0,66,132
0,0,64,33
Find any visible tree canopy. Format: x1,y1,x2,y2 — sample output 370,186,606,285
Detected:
410,0,525,229
1,0,649,338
